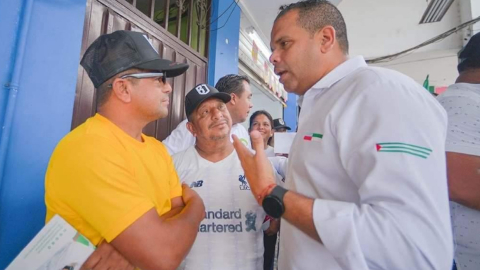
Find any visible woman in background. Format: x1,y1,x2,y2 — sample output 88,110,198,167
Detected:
249,110,275,157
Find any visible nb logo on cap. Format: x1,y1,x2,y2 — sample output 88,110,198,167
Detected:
195,84,210,95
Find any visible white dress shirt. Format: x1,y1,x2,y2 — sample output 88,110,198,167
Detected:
163,119,251,155
279,56,453,270
437,83,480,270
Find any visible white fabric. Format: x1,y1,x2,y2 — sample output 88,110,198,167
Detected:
268,156,288,180
279,56,453,270
437,83,480,270
163,119,251,154
173,147,266,270
265,146,275,157
437,83,480,156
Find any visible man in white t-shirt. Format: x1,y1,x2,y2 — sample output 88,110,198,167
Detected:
437,32,480,270
173,84,282,270
164,74,253,154
232,1,453,270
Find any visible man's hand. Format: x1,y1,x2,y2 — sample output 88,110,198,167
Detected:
233,131,276,204
181,183,206,219
80,241,134,270
159,197,185,220
265,219,280,236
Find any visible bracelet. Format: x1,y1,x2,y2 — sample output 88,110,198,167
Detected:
257,183,277,204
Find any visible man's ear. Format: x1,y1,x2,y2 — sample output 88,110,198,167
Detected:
186,121,197,137
229,93,237,105
317,25,336,53
111,78,132,103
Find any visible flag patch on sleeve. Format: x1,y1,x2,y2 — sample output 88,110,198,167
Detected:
376,142,432,159
304,133,323,142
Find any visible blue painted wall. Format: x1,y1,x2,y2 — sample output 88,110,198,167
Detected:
0,0,21,138
208,0,241,85
0,0,87,267
284,93,298,132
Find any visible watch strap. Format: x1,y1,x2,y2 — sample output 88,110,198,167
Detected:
270,185,288,202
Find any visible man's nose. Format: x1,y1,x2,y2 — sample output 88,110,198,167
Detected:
163,82,172,94
270,50,280,65
212,108,223,119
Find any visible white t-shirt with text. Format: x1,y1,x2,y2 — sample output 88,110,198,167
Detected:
173,147,265,270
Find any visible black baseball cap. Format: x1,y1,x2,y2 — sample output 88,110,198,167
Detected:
80,30,189,88
273,118,291,130
458,32,480,73
185,84,231,118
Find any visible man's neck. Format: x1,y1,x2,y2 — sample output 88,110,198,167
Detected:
97,109,146,142
299,53,349,96
195,138,234,163
456,69,480,84
226,106,240,126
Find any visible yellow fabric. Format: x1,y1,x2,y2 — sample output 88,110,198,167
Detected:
45,114,182,245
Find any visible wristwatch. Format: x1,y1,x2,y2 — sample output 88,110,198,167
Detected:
262,186,288,218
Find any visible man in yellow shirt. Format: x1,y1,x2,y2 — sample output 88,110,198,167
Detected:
45,30,205,270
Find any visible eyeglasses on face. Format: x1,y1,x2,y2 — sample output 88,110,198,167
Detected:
108,72,166,88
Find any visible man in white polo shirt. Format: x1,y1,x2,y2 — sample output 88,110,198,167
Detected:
437,32,480,270
163,74,253,154
233,1,453,270
173,84,283,270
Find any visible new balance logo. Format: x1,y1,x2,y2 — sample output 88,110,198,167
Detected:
190,180,204,188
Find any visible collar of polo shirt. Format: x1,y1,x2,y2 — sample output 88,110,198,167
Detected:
310,56,367,90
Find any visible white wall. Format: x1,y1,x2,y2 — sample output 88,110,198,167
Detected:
373,49,459,87
473,0,480,34
338,0,463,58
241,81,284,130
337,0,468,88
460,0,480,45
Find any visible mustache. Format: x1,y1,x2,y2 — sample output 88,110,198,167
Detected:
208,119,228,129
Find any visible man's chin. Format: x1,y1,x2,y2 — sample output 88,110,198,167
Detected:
283,83,297,93
156,110,169,120
238,116,248,124
209,133,229,141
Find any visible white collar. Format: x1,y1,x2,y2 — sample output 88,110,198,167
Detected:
310,56,367,90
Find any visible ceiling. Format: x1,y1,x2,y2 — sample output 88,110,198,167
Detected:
238,0,463,59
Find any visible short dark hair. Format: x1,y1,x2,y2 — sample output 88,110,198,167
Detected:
249,110,273,129
96,79,114,107
215,74,250,97
276,0,349,54
96,68,145,108
457,32,480,73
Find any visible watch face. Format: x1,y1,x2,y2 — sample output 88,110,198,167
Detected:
262,196,284,218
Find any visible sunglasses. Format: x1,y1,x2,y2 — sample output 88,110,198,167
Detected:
108,72,166,88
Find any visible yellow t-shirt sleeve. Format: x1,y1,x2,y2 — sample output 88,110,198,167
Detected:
161,144,182,199
47,137,154,243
